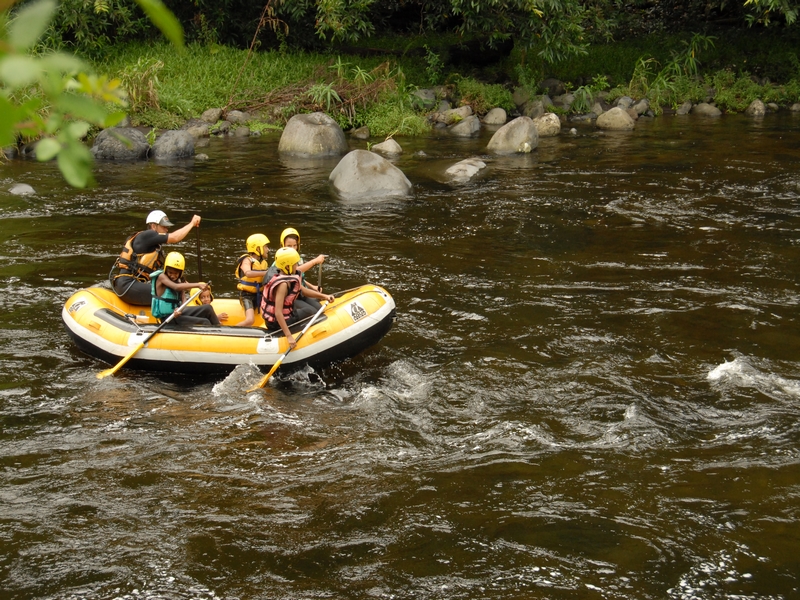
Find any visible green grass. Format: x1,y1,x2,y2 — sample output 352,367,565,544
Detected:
85,27,800,134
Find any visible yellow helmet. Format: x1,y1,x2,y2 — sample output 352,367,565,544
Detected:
246,233,269,257
280,227,300,248
275,247,300,274
164,252,185,271
190,287,213,305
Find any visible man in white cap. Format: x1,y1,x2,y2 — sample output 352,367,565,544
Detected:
109,210,202,306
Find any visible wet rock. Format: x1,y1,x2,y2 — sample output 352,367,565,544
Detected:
195,153,209,161
151,130,195,159
487,116,539,154
350,126,370,140
445,158,486,183
448,115,481,137
91,127,150,161
279,112,348,156
201,108,223,123
540,78,565,97
692,103,722,117
329,149,412,199
767,102,779,111
483,107,507,125
183,119,210,138
371,138,402,156
533,113,562,137
745,99,766,117
676,101,693,115
790,103,800,112
9,183,35,196
596,107,635,131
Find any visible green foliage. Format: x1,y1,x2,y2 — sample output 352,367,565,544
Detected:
453,77,514,114
1,0,128,186
744,0,799,25
423,44,444,85
119,57,163,112
361,102,429,138
571,75,610,113
306,82,342,111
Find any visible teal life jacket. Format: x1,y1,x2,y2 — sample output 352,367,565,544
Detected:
150,269,181,320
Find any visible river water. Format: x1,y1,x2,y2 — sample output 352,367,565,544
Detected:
1,113,799,599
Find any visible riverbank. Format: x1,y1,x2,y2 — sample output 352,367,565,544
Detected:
89,27,800,138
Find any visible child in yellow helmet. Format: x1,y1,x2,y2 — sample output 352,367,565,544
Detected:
151,252,220,326
234,233,270,326
270,227,327,293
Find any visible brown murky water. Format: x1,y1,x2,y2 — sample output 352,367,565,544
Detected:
1,113,799,599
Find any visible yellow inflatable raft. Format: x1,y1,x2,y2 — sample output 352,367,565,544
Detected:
62,284,396,374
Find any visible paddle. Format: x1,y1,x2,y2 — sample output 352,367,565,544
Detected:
97,286,206,379
249,300,329,390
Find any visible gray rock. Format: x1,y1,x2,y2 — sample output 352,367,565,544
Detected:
214,121,232,135
483,107,507,125
632,99,650,115
553,93,575,110
533,113,561,137
512,87,532,108
151,130,195,159
371,138,402,156
350,126,370,140
185,123,210,138
279,112,348,156
234,126,251,137
745,99,766,117
442,106,473,124
195,153,209,161
676,101,693,115
540,78,565,97
91,127,150,161
445,158,487,182
201,108,223,123
9,183,35,196
437,100,452,112
591,102,605,117
448,115,481,137
329,149,412,199
412,89,437,110
226,110,250,124
487,116,539,154
522,100,545,119
767,102,779,111
615,96,634,110
692,103,722,117
790,103,800,112
2,146,18,159
596,107,635,130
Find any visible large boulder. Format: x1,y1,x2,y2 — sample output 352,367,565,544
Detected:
279,112,348,156
596,107,635,131
692,103,722,117
533,113,561,137
329,149,412,199
486,116,539,154
91,127,149,161
151,130,195,159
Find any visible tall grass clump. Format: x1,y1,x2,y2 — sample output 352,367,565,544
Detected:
452,76,514,114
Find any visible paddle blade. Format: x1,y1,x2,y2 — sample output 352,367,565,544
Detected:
248,358,284,391
96,341,145,379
